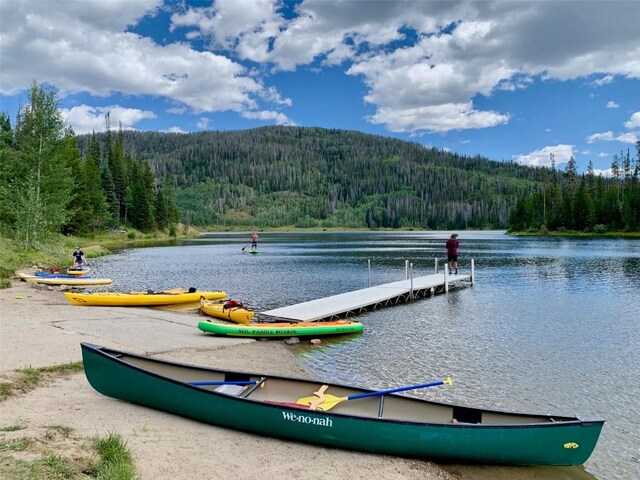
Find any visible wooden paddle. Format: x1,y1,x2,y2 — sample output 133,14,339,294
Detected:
297,377,452,411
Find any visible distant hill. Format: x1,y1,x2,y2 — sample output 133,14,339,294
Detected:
78,126,543,229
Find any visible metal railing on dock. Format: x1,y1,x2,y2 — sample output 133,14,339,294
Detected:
261,258,474,322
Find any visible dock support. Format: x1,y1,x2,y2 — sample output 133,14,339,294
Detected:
368,259,371,287
405,260,409,279
444,265,449,292
434,258,439,273
409,263,414,300
471,258,475,285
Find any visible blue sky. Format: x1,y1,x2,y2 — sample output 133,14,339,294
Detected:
1,0,639,175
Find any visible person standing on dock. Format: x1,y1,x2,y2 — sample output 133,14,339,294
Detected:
446,234,459,275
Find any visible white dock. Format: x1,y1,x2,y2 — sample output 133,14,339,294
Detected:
262,268,472,322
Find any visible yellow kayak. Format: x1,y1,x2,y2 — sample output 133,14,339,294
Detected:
200,298,255,325
64,289,226,306
66,265,93,275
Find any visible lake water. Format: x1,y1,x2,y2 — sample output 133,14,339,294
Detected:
92,231,640,480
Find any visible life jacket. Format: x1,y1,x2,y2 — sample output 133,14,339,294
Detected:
223,299,244,310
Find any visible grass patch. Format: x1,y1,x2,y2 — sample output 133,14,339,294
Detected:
1,431,138,480
0,362,83,402
0,227,194,287
11,454,78,480
0,437,32,452
90,433,137,479
0,425,24,432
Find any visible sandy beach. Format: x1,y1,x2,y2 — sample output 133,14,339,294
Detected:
0,280,455,479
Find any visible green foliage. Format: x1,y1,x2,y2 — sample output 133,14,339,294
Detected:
0,362,83,402
78,126,544,229
1,83,74,248
1,82,172,243
508,144,640,233
0,425,24,432
91,433,137,480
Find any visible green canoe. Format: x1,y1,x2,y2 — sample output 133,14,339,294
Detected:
81,343,604,465
198,319,364,337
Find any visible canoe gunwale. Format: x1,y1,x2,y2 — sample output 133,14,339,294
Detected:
80,342,601,429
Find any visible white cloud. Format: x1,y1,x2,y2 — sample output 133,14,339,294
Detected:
196,117,210,129
586,112,640,145
266,1,640,133
60,104,156,134
171,0,284,63
241,110,295,126
587,131,614,143
587,130,638,145
2,0,640,137
616,132,638,144
624,111,640,129
606,101,619,108
0,0,289,122
368,102,509,133
592,75,615,87
165,126,188,133
514,144,575,167
592,168,613,177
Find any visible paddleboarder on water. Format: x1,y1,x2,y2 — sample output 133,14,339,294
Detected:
250,231,259,251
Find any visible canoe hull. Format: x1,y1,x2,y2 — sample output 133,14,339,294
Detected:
200,300,255,324
65,290,226,306
198,319,364,337
81,343,604,466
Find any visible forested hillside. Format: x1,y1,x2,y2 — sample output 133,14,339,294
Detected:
78,127,543,229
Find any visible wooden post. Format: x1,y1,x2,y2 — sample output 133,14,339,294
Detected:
434,258,438,273
405,260,409,279
471,258,475,285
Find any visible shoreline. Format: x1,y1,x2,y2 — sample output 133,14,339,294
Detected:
0,280,453,479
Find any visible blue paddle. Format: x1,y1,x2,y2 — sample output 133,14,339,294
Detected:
188,380,258,386
297,377,452,411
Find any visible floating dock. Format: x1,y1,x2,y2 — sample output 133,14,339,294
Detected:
262,262,473,322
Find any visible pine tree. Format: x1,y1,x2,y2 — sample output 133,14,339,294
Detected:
11,82,73,247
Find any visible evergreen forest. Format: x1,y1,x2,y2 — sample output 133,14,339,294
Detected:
77,127,547,230
0,83,179,249
2,82,638,249
508,150,640,233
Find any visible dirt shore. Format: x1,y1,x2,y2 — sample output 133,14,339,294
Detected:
0,281,456,479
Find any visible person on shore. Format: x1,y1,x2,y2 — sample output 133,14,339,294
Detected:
72,247,85,267
250,232,259,251
445,233,459,275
